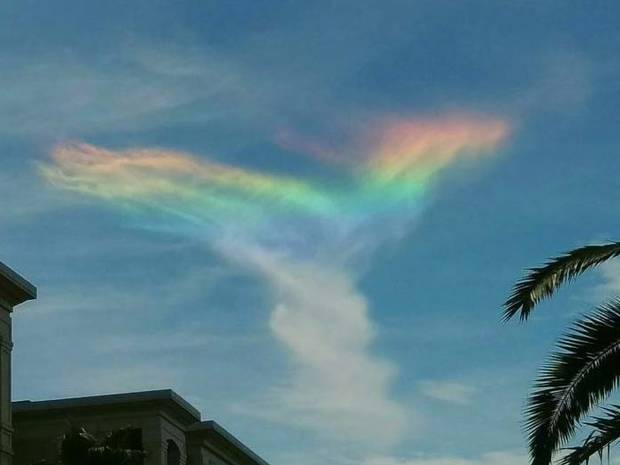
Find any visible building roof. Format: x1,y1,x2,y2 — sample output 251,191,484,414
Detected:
0,261,36,307
13,389,201,422
187,421,271,465
14,389,270,464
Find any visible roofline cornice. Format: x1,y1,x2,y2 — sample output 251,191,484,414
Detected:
0,261,36,308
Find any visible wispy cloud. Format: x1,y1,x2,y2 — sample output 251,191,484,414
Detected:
512,50,593,116
589,259,620,302
37,113,510,447
0,45,245,138
363,451,526,465
12,261,267,403
41,113,510,249
271,449,527,465
418,380,477,405
231,250,407,446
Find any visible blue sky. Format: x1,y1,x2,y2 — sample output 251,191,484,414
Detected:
3,2,620,465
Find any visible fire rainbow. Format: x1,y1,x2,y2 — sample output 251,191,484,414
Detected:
40,114,510,236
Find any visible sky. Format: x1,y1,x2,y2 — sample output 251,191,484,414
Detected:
3,2,620,464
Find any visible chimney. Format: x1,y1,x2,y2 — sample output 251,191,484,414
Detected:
0,263,35,465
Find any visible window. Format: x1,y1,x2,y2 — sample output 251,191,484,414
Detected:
166,439,181,465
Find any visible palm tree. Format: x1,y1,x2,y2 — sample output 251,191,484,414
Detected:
504,241,620,465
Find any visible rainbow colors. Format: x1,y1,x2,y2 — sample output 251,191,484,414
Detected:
42,142,338,226
365,115,509,182
357,115,510,205
41,114,510,238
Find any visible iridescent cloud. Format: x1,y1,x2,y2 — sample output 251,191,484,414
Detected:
358,114,510,203
41,114,510,242
364,115,509,181
39,113,512,442
42,142,337,229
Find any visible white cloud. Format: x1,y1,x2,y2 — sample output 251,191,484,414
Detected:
229,247,408,448
0,169,67,225
418,380,476,405
594,260,620,299
0,45,246,138
0,35,361,141
363,451,526,465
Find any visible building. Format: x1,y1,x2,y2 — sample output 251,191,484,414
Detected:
0,262,36,464
12,390,270,465
0,262,270,465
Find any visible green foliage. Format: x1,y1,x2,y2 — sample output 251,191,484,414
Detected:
504,242,620,321
58,425,146,465
505,242,620,465
561,406,620,465
525,301,620,465
60,425,97,465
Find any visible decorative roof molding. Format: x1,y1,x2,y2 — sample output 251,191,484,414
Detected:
0,261,36,308
13,389,201,423
188,420,270,465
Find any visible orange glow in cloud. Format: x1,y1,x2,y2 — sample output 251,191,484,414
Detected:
364,115,510,182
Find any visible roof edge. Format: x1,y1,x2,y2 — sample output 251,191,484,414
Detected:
13,389,201,421
188,420,270,465
0,261,36,307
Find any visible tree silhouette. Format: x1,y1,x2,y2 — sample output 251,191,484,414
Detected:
58,424,146,465
504,242,620,465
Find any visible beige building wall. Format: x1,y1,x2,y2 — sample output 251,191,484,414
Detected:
13,398,269,465
0,306,13,465
0,262,36,465
12,391,200,465
160,414,189,465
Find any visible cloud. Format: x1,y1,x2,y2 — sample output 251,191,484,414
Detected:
363,451,526,465
12,260,268,404
418,380,477,405
588,259,620,303
41,141,334,225
41,113,510,253
231,249,408,447
599,260,620,293
0,170,61,223
37,114,510,448
277,450,527,465
0,45,246,138
511,50,593,116
0,31,387,141
275,114,510,179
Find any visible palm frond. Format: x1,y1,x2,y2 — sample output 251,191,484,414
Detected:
88,446,146,465
561,405,620,465
504,242,620,321
103,427,142,450
60,426,96,465
525,300,620,465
